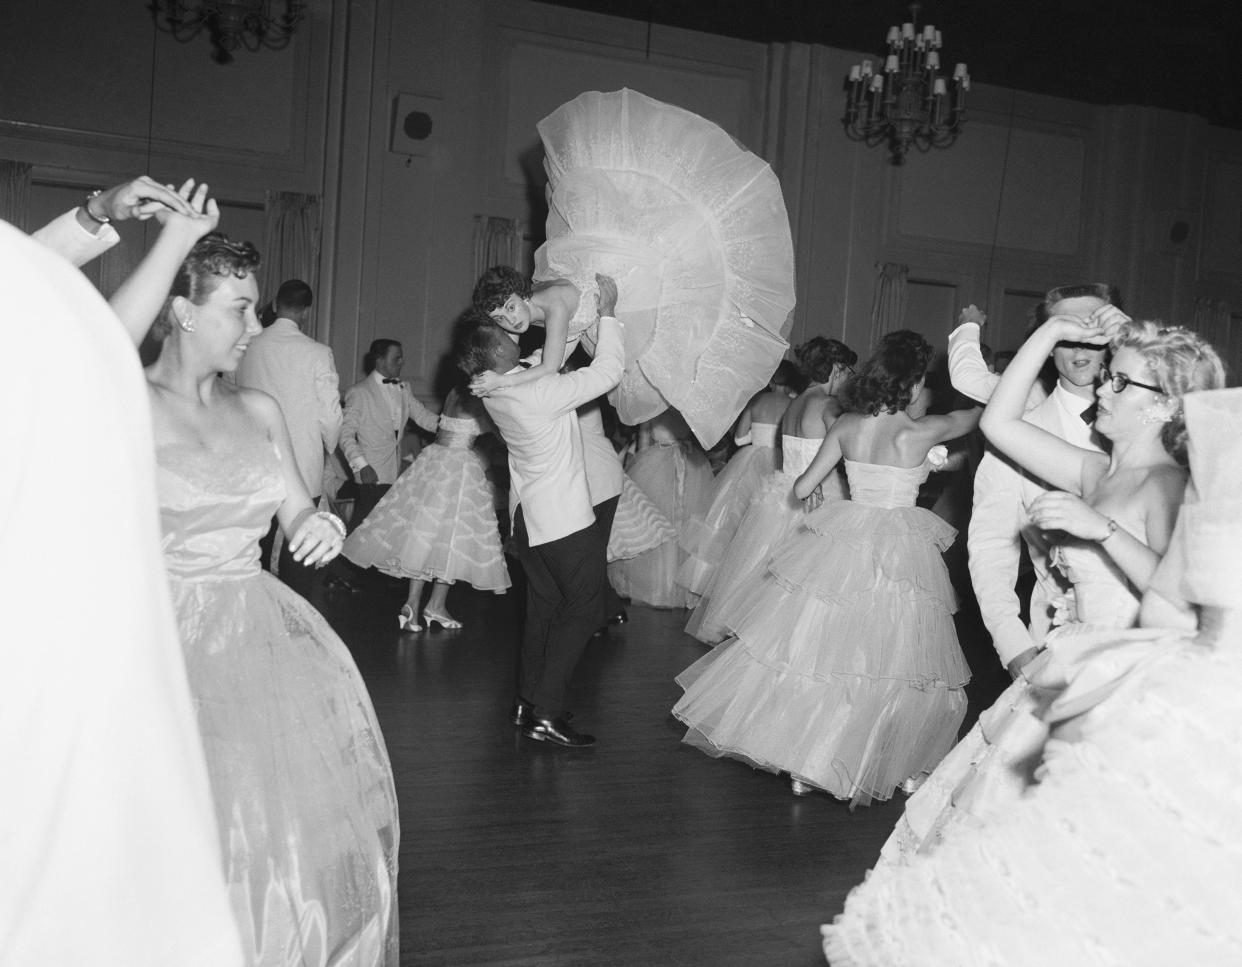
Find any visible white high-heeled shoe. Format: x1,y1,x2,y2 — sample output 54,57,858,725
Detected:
790,778,814,797
398,604,422,632
422,608,462,630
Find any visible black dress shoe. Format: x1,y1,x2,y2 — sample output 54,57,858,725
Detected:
522,714,595,747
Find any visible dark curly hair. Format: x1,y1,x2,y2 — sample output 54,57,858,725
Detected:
840,330,933,416
472,265,531,314
1110,320,1227,466
153,232,261,340
794,336,858,384
771,359,808,394
456,310,510,379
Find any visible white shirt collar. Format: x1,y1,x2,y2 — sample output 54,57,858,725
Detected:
1051,382,1095,416
371,370,399,387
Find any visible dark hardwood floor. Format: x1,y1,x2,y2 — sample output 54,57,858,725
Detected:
324,571,1005,967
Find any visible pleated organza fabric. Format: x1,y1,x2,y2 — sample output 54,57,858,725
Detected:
533,88,797,447
674,460,969,807
157,437,399,967
343,414,509,592
607,473,678,563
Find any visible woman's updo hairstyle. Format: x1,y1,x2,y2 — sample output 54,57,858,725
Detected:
1109,320,1226,465
472,265,531,314
152,232,260,341
840,329,933,416
794,336,858,384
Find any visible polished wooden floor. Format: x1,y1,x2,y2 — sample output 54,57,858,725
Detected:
324,570,1006,967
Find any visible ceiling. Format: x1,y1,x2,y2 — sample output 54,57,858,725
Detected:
539,0,1242,130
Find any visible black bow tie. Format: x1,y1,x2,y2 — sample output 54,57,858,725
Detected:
382,378,401,385
1080,402,1098,424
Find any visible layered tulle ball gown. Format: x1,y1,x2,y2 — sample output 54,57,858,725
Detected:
343,412,510,593
157,435,400,965
685,434,831,644
534,88,796,446
674,459,970,806
822,389,1242,967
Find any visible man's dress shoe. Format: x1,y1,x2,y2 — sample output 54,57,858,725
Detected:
522,714,595,747
510,699,573,728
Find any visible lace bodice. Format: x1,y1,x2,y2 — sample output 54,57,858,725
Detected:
435,413,482,450
750,422,778,448
1050,515,1143,629
156,436,284,580
782,436,821,477
844,459,930,509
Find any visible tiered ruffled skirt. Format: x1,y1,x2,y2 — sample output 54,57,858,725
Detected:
673,499,970,806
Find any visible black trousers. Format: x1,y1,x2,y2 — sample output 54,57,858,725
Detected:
350,483,391,532
513,505,607,714
258,517,322,607
592,495,624,616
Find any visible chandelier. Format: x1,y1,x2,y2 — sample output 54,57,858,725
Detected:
843,3,970,164
149,0,305,63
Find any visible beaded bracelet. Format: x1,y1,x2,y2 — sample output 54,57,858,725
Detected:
314,510,347,538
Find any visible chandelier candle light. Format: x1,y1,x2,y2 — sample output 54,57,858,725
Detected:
844,3,969,163
149,0,305,63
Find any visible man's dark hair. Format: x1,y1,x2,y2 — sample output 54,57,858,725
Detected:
456,313,509,378
364,338,401,374
274,279,313,312
1037,282,1120,323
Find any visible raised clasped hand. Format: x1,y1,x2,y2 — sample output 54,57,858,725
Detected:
289,516,344,568
1044,312,1111,346
1027,491,1112,542
94,174,198,223
1088,303,1131,343
958,304,986,328
154,178,219,241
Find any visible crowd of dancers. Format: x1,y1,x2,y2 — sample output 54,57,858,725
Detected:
6,86,1241,967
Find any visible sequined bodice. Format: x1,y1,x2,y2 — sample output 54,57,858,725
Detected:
435,413,482,450
156,436,284,580
844,459,930,509
1050,514,1142,628
782,436,821,477
750,422,779,448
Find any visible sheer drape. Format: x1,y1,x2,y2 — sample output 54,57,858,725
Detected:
0,161,33,232
1194,297,1237,381
871,262,909,348
472,215,521,279
263,191,321,336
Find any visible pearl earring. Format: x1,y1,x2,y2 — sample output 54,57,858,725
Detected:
178,312,195,333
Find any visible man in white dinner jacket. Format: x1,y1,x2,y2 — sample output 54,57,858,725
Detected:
950,284,1122,677
235,278,342,601
461,275,624,748
340,337,440,526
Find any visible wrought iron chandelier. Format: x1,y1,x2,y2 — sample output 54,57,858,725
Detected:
843,3,970,164
149,0,305,64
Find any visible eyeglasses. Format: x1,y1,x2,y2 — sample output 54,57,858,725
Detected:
1098,366,1162,395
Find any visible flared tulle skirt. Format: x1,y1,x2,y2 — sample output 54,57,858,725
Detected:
678,443,779,599
608,442,715,608
607,473,678,563
343,443,509,592
172,571,399,966
533,89,796,447
674,499,970,806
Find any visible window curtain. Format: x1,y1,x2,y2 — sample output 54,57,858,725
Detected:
870,262,909,348
0,160,33,232
263,191,321,336
1194,297,1236,380
472,215,521,280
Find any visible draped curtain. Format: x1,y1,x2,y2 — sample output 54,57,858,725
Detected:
1194,296,1237,382
870,262,909,349
263,191,321,336
472,215,521,280
0,160,33,232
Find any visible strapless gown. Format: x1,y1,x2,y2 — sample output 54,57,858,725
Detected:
607,473,678,563
157,436,399,966
533,88,796,448
674,460,970,806
608,437,715,609
685,434,839,644
343,413,509,592
882,518,1144,860
678,422,782,600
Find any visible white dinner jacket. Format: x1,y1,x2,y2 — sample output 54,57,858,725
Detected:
966,377,1102,666
341,370,439,484
579,400,624,505
31,209,118,268
235,318,342,499
484,318,624,546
